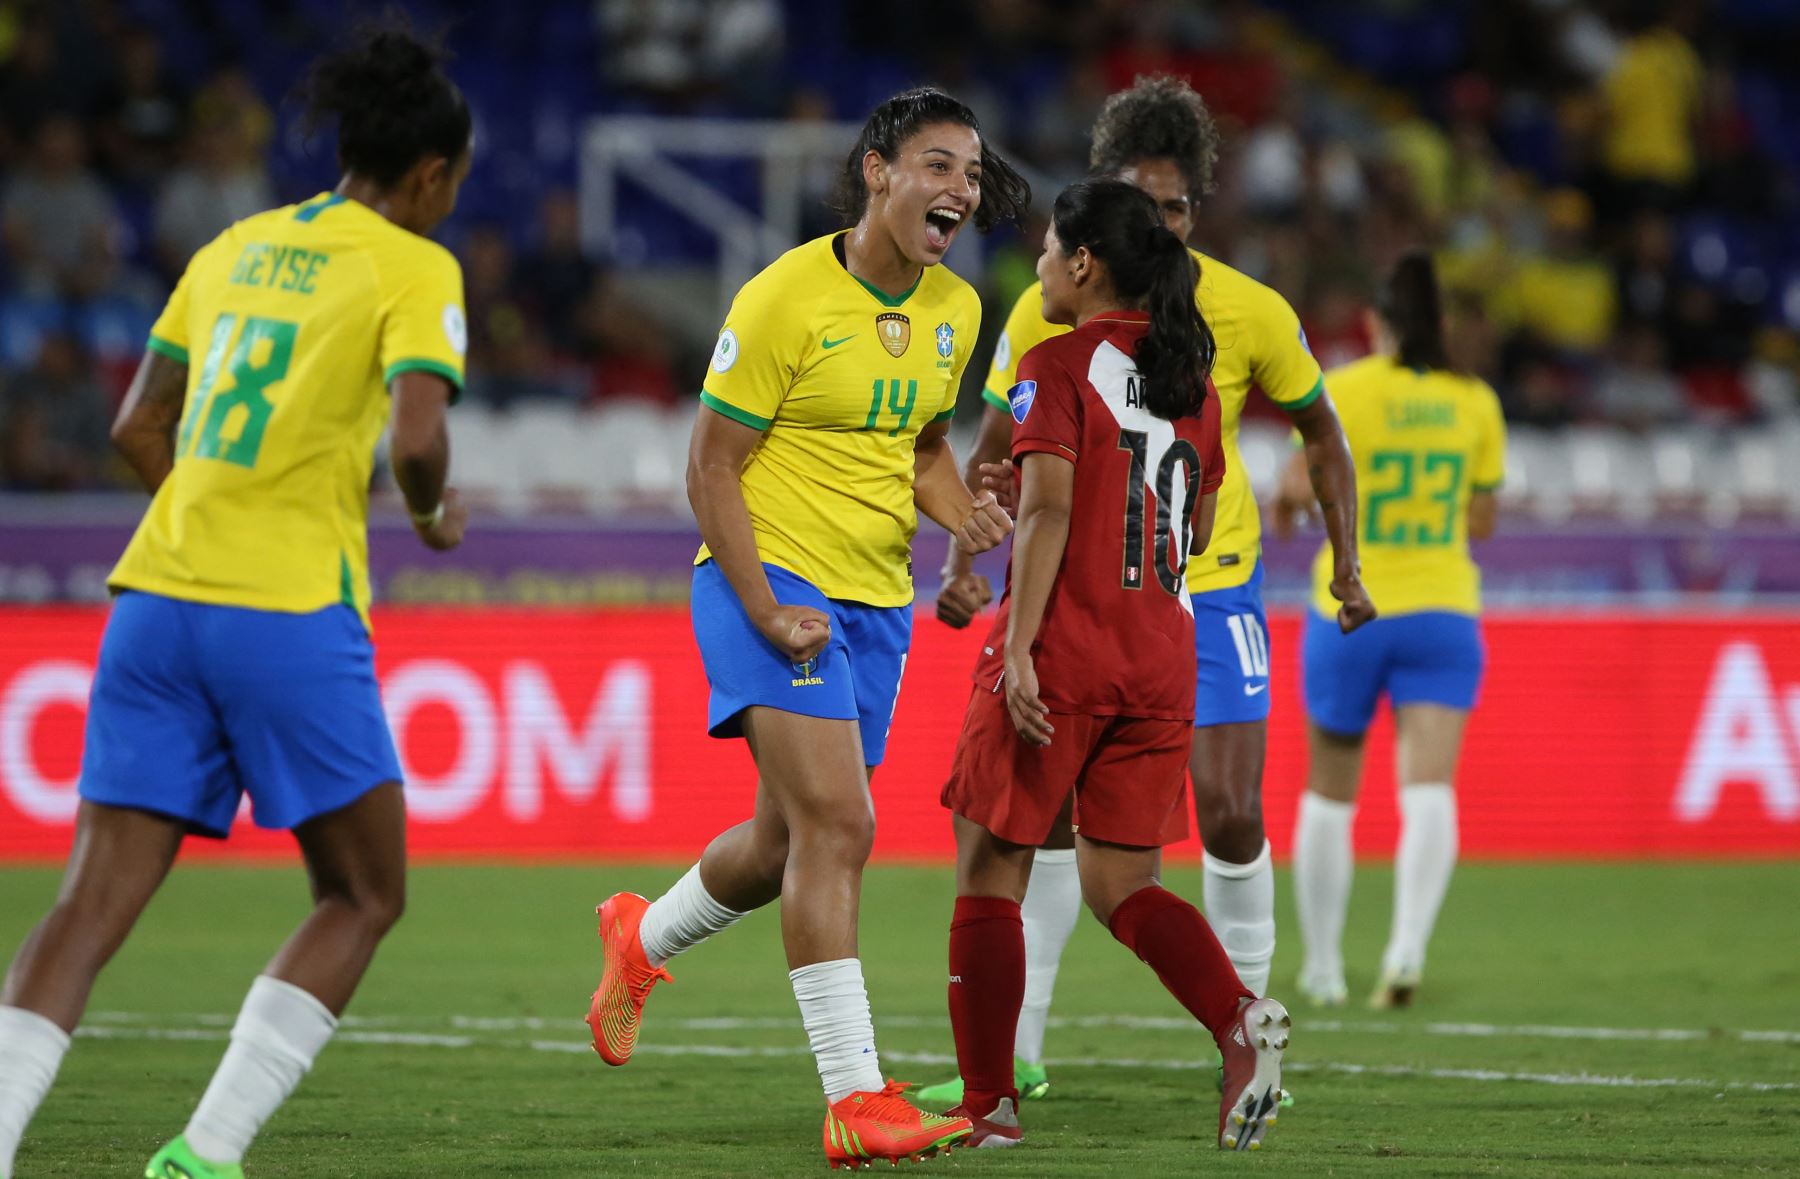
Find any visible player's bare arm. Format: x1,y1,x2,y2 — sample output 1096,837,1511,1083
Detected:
389,371,466,552
1002,451,1075,747
913,419,1011,556
1287,393,1377,633
1271,446,1313,539
110,350,189,493
686,405,828,664
936,404,1016,628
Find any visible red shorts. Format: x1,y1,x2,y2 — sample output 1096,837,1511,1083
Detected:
940,683,1192,848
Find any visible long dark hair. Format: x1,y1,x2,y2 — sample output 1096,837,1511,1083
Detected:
300,19,471,188
1051,178,1214,421
828,87,1031,233
1380,250,1450,371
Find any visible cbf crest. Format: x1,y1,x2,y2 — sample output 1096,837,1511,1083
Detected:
876,312,910,358
935,322,954,359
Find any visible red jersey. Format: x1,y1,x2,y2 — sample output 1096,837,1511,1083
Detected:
974,311,1225,720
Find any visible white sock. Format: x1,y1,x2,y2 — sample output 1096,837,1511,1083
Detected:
639,863,750,969
790,958,884,1103
183,976,337,1165
0,1006,70,1179
1016,849,1080,1067
1383,784,1458,976
1293,792,1357,991
1203,840,1276,997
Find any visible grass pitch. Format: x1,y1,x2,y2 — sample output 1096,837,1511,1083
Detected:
3,860,1798,1176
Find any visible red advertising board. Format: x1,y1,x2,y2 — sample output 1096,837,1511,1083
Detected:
2,607,1797,861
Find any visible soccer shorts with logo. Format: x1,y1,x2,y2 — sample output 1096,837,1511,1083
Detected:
941,683,1191,848
1193,561,1272,727
79,591,404,837
1301,608,1485,736
690,560,912,766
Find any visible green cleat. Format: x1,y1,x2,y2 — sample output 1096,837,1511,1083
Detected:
145,1135,245,1179
914,1058,1050,1106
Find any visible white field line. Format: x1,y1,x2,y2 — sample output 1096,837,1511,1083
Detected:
84,1010,1800,1045
71,1023,1800,1093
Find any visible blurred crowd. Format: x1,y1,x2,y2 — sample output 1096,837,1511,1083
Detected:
2,0,1798,495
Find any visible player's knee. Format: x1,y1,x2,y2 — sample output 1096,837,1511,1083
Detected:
1196,804,1265,862
794,804,875,867
323,875,406,936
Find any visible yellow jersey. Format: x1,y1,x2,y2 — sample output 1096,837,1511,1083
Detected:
982,250,1322,595
111,192,467,630
1311,355,1505,618
1602,28,1703,185
697,233,981,606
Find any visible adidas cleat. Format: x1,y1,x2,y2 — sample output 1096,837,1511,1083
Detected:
145,1135,244,1178
586,892,673,1065
1216,997,1290,1151
944,1096,1022,1149
824,1080,972,1169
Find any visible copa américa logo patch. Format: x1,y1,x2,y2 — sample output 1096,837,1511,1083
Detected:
711,329,739,373
1007,379,1037,424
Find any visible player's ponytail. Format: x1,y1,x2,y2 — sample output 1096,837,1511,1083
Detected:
1382,249,1450,372
301,17,471,188
830,87,1031,233
1051,178,1214,421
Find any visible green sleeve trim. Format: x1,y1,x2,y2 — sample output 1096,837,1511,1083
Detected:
1282,376,1325,412
1471,480,1504,492
931,406,958,423
146,336,188,365
385,358,465,404
699,390,773,431
981,386,1009,412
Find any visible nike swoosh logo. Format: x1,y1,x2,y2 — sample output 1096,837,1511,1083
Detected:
1244,683,1268,696
821,334,856,349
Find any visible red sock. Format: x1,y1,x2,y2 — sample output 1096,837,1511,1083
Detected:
1108,885,1253,1041
948,895,1023,1114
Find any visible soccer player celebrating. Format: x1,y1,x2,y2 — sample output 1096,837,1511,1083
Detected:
939,178,1289,1153
923,74,1370,1106
1282,252,1506,1009
0,26,472,1179
584,88,1027,1169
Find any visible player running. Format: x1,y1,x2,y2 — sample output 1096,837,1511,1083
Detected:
0,26,471,1179
921,74,1370,1107
1283,252,1505,1009
939,178,1289,1153
584,88,1027,1170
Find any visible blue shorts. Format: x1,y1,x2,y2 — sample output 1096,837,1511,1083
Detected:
691,561,912,766
1302,609,1485,736
1192,562,1272,727
79,592,403,838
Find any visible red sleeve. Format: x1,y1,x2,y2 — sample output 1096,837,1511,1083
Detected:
1199,379,1225,493
1009,345,1082,463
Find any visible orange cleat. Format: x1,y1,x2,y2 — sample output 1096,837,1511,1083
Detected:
1217,996,1290,1151
823,1080,972,1169
586,892,673,1066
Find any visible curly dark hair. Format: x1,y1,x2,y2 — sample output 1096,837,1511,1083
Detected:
1088,74,1221,202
